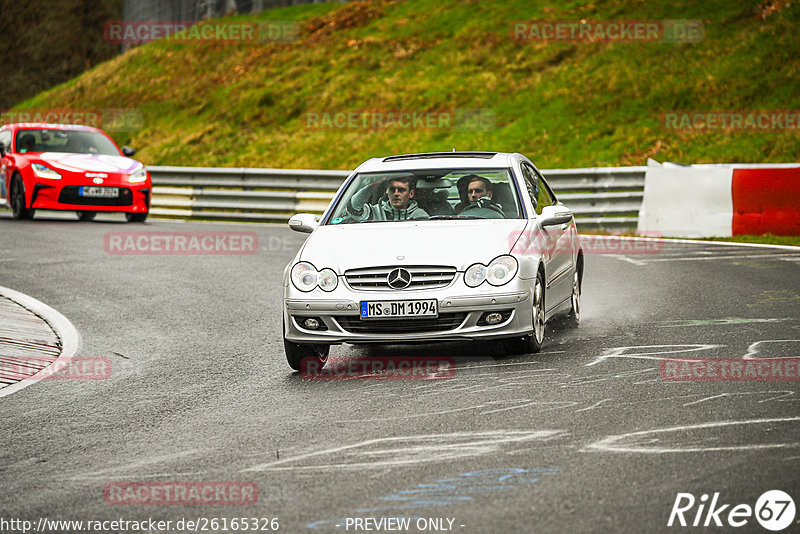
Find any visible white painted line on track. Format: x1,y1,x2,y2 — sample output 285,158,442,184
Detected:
575,399,612,412
613,256,646,266
586,234,800,252
682,393,729,407
631,252,800,263
0,286,81,400
585,417,800,454
242,430,565,472
743,339,800,359
586,344,721,367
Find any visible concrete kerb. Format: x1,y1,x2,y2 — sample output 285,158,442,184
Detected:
0,286,81,399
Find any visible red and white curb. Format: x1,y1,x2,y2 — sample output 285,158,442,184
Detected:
638,160,800,237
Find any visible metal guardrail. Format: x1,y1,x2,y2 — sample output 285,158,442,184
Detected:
148,165,647,230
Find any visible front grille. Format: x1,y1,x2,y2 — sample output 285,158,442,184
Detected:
58,186,132,206
345,265,457,290
335,313,467,334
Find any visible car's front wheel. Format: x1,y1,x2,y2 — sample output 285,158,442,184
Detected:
284,338,330,372
10,176,35,220
126,212,148,223
508,271,545,354
76,211,97,221
565,270,581,328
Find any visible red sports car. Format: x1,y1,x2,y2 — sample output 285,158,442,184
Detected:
0,123,151,222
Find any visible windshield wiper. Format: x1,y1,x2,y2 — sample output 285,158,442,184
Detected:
428,215,482,220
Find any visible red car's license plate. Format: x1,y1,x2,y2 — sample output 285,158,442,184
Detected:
79,186,119,198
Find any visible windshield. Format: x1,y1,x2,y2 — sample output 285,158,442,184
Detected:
15,129,121,156
326,168,522,224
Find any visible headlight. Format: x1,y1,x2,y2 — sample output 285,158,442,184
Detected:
128,166,148,183
291,262,318,292
464,255,518,287
464,263,487,288
32,163,61,179
290,262,338,292
318,268,338,292
487,256,518,286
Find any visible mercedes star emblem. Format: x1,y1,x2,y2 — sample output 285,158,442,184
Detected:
387,268,412,289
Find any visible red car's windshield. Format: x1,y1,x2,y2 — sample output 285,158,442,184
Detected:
15,129,121,156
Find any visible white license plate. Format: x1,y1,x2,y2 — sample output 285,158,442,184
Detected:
79,186,119,198
360,299,438,319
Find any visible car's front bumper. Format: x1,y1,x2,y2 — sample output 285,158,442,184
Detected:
284,287,532,345
29,181,151,213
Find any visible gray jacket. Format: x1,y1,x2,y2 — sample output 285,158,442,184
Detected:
346,185,429,221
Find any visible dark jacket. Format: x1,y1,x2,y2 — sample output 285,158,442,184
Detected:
459,197,505,219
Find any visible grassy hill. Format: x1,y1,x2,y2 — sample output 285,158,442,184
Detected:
0,0,121,110
12,0,800,170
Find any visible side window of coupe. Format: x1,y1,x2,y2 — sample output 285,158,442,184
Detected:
0,130,11,153
531,166,554,213
520,163,542,215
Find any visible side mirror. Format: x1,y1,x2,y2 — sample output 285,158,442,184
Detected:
121,146,136,157
288,213,319,234
540,205,573,227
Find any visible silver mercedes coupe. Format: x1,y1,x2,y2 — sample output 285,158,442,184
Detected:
282,152,583,370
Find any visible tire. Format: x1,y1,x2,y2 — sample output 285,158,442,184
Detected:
10,177,35,220
126,212,147,223
76,211,97,221
284,338,330,372
508,271,545,354
565,270,581,328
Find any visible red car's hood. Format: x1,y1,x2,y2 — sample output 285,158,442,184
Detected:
35,152,142,175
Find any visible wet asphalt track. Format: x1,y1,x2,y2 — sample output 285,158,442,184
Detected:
0,211,799,534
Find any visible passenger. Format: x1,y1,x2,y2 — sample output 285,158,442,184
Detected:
456,175,505,219
346,176,429,221
65,135,87,153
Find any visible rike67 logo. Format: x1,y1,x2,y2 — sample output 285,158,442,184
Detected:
668,491,795,531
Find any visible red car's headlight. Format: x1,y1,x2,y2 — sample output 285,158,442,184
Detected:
128,166,148,183
32,163,62,179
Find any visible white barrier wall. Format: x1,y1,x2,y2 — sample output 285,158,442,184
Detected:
637,160,733,237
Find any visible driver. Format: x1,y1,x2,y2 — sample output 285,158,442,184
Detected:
456,175,504,218
346,176,429,221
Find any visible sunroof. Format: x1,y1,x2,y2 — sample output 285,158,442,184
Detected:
383,152,498,162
